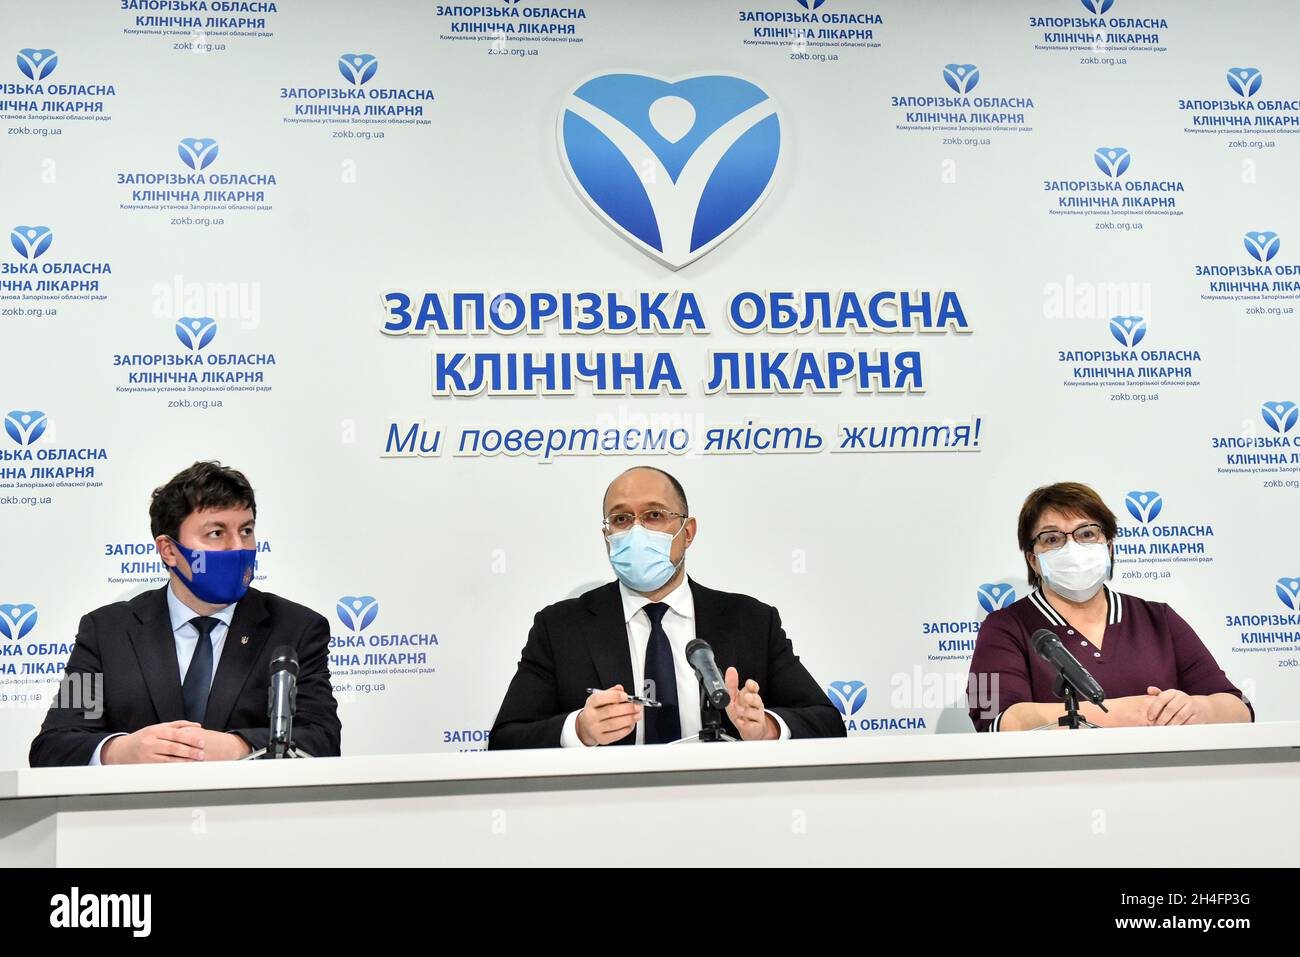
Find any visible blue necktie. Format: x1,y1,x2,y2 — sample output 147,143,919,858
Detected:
182,616,218,724
642,602,680,744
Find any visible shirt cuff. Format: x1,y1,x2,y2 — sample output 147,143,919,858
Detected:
89,733,126,765
560,709,588,747
765,709,791,740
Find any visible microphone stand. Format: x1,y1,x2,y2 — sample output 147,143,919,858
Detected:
1032,673,1102,731
241,682,316,759
670,675,737,743
243,740,314,760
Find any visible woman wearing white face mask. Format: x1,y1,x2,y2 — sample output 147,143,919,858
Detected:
967,482,1253,731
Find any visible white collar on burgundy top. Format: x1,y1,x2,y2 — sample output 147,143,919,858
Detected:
1030,585,1122,627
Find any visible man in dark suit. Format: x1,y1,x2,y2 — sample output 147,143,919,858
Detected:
30,461,340,766
490,466,844,749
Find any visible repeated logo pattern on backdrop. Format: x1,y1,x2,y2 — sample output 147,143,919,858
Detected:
1,0,1296,765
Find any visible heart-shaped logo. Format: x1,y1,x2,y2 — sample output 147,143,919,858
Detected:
1262,400,1298,435
942,63,979,94
1109,315,1147,348
9,224,52,260
977,583,1017,614
558,72,782,270
338,53,378,86
826,680,868,716
1094,146,1131,178
16,48,57,82
178,137,220,171
0,603,38,641
336,595,379,632
4,409,47,446
1226,67,1262,98
1124,491,1163,524
1244,230,1280,263
175,317,218,351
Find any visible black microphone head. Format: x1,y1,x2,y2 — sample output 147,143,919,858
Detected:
1031,629,1061,659
269,645,299,677
685,637,712,662
685,639,730,708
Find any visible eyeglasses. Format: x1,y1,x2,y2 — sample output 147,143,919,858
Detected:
1032,523,1107,552
602,508,687,536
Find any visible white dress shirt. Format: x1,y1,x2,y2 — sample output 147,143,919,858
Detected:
88,584,237,764
560,578,791,746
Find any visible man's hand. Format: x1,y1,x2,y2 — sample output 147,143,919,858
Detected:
101,721,205,764
195,729,253,760
724,667,780,740
576,685,643,746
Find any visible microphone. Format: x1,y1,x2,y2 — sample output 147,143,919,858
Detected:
266,645,299,757
685,638,731,709
1031,629,1107,708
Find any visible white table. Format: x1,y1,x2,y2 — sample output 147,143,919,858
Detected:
3,723,1298,866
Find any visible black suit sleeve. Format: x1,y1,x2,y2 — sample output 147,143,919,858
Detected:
230,611,342,757
488,610,570,750
763,606,846,739
29,614,117,767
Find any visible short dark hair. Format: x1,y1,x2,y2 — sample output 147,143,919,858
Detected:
604,466,689,516
1017,482,1117,588
150,461,257,540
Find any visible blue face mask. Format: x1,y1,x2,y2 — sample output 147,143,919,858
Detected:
167,537,256,606
607,524,685,593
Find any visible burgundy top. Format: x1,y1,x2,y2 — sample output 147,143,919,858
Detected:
967,586,1252,731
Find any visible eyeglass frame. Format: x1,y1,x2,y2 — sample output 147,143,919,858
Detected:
1029,522,1108,552
601,508,689,537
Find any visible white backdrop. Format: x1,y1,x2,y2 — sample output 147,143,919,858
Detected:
2,0,1297,768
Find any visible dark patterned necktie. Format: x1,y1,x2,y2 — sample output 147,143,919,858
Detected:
182,616,218,724
642,603,680,744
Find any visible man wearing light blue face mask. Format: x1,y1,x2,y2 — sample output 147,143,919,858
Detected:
30,461,341,766
489,466,844,748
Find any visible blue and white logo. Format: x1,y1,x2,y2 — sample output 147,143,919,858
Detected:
1080,0,1114,13
16,48,57,81
1125,490,1163,523
177,137,219,171
942,63,979,94
338,53,378,86
1262,400,1298,434
1226,67,1263,98
796,0,826,9
337,595,379,631
826,680,868,716
1244,230,1280,263
558,72,782,270
977,582,1016,613
4,410,47,446
174,317,217,351
1093,146,1131,178
1109,315,1147,347
9,225,52,260
0,603,38,641
1277,578,1300,612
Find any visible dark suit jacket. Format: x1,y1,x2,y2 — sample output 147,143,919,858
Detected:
29,585,342,766
489,579,844,749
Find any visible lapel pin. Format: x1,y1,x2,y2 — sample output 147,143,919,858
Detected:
240,636,249,645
